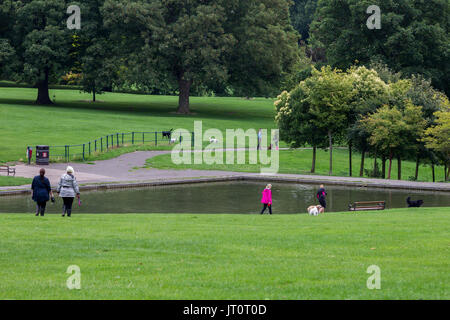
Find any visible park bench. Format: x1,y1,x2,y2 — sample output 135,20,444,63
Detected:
0,165,16,176
348,200,385,211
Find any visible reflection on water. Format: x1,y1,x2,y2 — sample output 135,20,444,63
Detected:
1,181,449,214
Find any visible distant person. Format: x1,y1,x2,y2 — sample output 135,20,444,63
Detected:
31,168,54,216
260,184,273,214
316,184,327,209
257,128,262,150
57,166,80,217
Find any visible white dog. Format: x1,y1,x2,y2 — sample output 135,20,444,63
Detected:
209,137,218,143
307,205,324,216
169,137,177,144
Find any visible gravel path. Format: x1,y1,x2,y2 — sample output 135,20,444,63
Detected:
2,150,449,192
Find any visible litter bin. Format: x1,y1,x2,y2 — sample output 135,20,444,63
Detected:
36,145,50,165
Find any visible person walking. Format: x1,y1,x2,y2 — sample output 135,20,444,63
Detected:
260,184,273,214
31,168,54,216
257,128,262,150
57,166,80,217
316,184,327,209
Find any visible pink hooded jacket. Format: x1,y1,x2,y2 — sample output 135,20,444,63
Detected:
261,188,272,204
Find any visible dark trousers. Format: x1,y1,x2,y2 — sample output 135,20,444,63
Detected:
260,203,272,214
318,197,326,208
36,201,47,216
62,197,74,216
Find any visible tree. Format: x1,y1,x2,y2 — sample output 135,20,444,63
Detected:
275,87,327,172
10,0,71,104
103,0,299,113
303,66,355,175
310,0,450,96
423,104,450,181
361,103,426,179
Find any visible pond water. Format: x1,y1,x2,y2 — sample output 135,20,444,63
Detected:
1,181,449,214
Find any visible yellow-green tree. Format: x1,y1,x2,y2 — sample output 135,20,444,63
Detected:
361,103,426,179
423,103,450,181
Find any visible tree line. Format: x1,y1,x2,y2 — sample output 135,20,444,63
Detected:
275,64,450,181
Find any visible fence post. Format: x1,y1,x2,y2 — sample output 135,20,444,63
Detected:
143,132,145,144
155,132,157,146
64,145,67,162
107,135,109,149
101,137,103,152
122,133,124,145
132,132,134,144
191,132,194,148
82,144,85,161
67,145,70,162
95,140,97,152
89,142,91,155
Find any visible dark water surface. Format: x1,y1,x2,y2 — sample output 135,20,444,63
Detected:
1,181,449,214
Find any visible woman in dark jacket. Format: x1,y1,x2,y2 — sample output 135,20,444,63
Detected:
31,168,54,216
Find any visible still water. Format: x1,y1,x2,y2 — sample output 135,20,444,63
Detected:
1,182,449,214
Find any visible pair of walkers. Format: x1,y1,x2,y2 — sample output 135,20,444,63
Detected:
31,166,80,217
259,184,327,214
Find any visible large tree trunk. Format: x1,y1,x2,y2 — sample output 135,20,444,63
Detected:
387,149,393,179
432,163,435,182
397,155,401,180
93,82,96,102
348,141,352,177
359,149,365,177
382,155,386,179
36,68,52,105
328,131,333,175
311,146,316,173
177,76,192,114
373,150,377,173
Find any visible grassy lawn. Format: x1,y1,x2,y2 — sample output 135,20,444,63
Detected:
0,176,32,187
0,87,277,162
146,148,448,182
0,208,448,299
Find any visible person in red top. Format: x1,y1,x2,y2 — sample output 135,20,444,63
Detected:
260,184,273,214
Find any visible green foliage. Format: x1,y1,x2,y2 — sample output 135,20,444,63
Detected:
310,0,450,96
289,0,318,42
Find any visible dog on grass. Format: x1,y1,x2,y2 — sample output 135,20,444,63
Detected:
307,205,324,216
209,137,218,143
407,197,424,207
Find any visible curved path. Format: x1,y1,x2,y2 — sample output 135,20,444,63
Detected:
1,150,449,192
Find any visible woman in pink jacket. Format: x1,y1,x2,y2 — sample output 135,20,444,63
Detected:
260,184,273,214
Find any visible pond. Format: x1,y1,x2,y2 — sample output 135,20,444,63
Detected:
1,181,449,214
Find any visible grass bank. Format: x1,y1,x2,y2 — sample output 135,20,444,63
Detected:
0,87,276,162
146,148,448,183
0,176,32,187
0,208,448,299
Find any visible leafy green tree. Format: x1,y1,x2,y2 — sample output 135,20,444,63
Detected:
289,0,318,43
103,0,299,113
275,87,327,172
303,66,355,175
423,103,450,181
9,0,71,104
361,103,426,179
310,0,450,96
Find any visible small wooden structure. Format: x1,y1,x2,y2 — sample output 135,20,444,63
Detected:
348,200,385,211
0,165,16,176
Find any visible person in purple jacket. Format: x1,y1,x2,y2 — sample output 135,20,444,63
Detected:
316,184,327,209
260,184,273,214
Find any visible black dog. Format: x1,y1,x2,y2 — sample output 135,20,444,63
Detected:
407,197,424,207
162,128,173,139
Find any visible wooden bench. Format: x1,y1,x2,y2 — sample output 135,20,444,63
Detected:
349,201,385,211
0,165,16,176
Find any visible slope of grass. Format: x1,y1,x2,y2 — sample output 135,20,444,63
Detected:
146,148,448,182
0,208,448,299
0,176,32,187
0,87,277,162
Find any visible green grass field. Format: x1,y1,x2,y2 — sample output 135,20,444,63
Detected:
0,176,32,186
0,87,276,162
146,148,448,182
0,208,448,299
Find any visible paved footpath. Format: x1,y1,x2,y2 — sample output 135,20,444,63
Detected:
1,150,449,192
